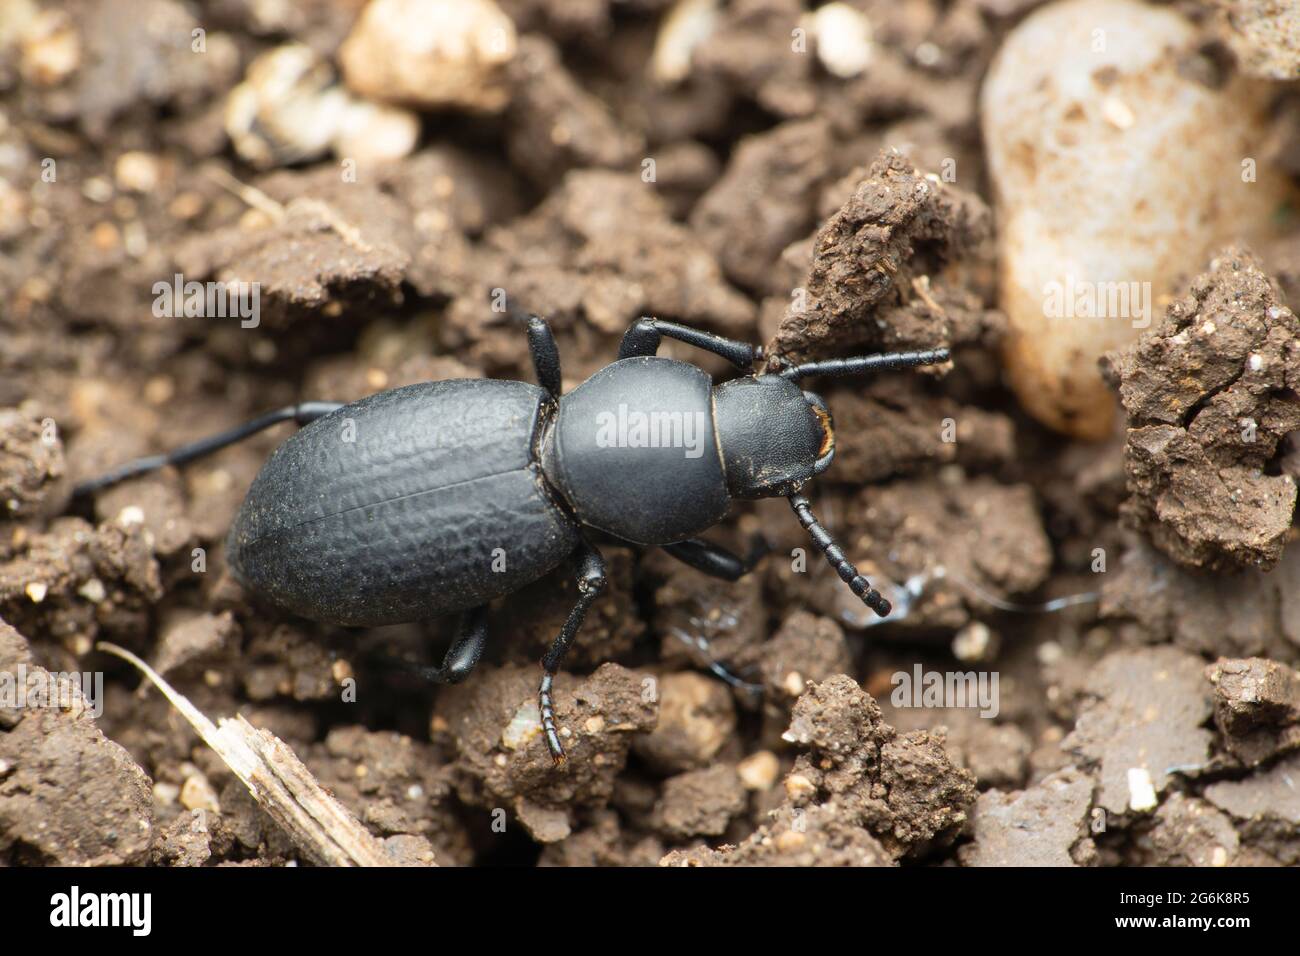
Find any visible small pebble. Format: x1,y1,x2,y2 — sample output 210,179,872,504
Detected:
952,621,996,662
20,10,79,87
810,3,873,79
737,751,780,791
339,0,516,113
774,830,807,851
652,0,718,84
180,774,220,814
501,701,542,750
1126,766,1157,812
117,505,145,527
114,152,161,193
785,773,816,800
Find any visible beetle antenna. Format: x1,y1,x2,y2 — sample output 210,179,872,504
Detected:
779,347,950,383
788,493,891,617
72,401,343,497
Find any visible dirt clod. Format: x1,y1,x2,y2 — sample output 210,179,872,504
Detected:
767,149,993,363
1063,647,1214,816
0,619,153,865
0,409,64,519
780,675,976,859
433,663,657,843
1203,753,1300,865
633,670,736,775
653,764,747,838
1131,792,1239,867
959,767,1096,867
1103,249,1300,571
734,609,850,704
1206,657,1300,767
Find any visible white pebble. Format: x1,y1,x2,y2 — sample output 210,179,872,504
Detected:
117,505,145,527
982,0,1287,440
114,151,161,194
501,701,541,750
952,622,996,662
339,0,517,113
810,3,874,79
1126,766,1158,812
737,751,780,791
652,0,719,85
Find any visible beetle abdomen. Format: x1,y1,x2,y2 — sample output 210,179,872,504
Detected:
227,379,580,626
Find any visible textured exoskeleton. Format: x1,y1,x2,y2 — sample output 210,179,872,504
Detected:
77,313,948,763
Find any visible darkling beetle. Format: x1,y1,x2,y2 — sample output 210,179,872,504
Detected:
76,315,949,763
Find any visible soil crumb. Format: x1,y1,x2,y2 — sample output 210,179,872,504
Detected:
1103,248,1300,572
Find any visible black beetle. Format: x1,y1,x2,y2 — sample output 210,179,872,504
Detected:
77,315,948,763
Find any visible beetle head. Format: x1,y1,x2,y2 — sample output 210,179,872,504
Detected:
712,374,833,499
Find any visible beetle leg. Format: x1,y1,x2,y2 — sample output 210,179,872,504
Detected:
539,544,607,765
618,316,757,370
72,401,344,496
661,534,769,582
419,606,490,684
525,314,563,399
659,537,768,696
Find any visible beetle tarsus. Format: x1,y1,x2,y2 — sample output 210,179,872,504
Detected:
539,671,566,764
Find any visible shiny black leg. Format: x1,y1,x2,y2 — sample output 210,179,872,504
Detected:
539,544,607,764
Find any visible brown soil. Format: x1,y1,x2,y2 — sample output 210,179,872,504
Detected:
1,0,1298,867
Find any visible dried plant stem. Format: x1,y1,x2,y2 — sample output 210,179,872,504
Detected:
98,641,411,868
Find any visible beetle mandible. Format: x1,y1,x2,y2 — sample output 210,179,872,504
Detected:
77,314,949,764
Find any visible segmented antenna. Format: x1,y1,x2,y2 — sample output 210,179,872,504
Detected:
788,493,891,617
779,348,950,382
72,402,342,497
